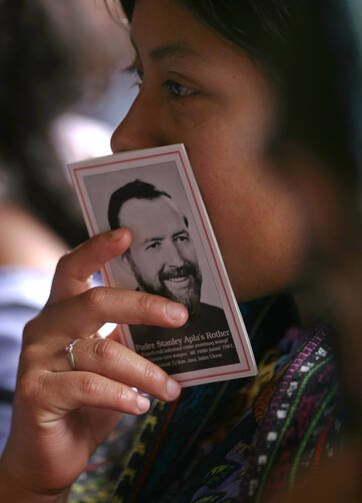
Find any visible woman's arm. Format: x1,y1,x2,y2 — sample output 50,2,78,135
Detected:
0,229,186,500
0,464,69,503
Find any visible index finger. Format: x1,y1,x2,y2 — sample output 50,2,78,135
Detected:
47,228,131,305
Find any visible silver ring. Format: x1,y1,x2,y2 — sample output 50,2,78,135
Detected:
65,338,81,370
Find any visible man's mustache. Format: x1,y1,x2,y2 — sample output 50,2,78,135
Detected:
159,264,198,282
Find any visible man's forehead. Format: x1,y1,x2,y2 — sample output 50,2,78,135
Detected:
119,196,186,236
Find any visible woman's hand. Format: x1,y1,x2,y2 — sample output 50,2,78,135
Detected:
0,229,186,502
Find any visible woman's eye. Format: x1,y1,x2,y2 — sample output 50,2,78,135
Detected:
163,80,197,99
136,69,144,82
133,69,144,89
126,65,144,89
125,65,197,99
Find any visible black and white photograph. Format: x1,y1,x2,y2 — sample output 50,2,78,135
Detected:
69,144,256,386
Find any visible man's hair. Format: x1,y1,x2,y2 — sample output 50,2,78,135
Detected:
108,179,175,230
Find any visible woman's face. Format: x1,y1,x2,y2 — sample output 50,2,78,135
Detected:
112,0,306,301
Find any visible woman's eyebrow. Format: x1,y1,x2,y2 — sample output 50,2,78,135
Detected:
130,34,198,63
150,41,198,62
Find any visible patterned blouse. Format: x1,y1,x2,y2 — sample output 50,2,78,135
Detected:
70,294,344,503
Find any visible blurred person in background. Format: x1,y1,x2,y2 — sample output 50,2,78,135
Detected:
0,0,133,454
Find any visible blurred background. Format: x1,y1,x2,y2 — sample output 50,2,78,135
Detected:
0,0,138,250
0,0,139,455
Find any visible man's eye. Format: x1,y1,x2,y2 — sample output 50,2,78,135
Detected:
146,242,161,251
175,234,190,243
163,80,197,99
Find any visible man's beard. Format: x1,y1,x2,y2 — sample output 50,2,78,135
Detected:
132,261,202,316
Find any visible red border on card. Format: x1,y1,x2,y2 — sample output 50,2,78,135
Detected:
73,150,251,383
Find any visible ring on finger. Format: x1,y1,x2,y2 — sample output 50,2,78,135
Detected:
65,338,81,370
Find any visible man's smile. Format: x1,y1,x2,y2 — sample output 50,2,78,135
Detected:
166,276,190,283
164,276,192,290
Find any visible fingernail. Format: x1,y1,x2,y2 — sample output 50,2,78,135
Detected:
137,394,150,413
165,302,187,323
167,378,181,400
111,228,126,241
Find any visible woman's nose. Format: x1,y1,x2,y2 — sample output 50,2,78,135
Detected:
110,93,166,153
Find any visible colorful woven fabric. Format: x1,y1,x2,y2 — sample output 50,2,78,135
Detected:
69,295,344,502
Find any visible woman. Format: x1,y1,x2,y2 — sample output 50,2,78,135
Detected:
0,1,351,501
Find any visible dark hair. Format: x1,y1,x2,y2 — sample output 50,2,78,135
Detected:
108,179,172,230
276,0,360,189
